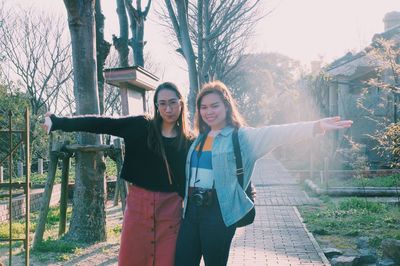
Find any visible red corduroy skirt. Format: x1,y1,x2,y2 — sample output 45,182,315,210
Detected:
118,185,182,266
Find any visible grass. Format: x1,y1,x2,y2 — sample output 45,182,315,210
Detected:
33,239,83,253
31,238,85,262
314,174,400,188
299,197,400,253
0,206,72,249
13,170,62,185
11,157,118,185
0,201,122,264
0,222,27,240
0,205,88,263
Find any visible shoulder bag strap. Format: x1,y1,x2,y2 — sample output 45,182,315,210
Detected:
232,128,244,188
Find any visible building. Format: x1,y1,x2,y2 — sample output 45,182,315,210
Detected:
321,11,400,168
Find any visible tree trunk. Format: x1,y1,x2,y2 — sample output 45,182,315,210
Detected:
95,0,111,115
197,0,204,86
129,15,145,67
114,0,130,67
164,0,261,118
63,0,107,243
125,0,152,67
175,0,199,118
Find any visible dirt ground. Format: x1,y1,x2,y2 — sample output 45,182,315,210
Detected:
0,201,123,266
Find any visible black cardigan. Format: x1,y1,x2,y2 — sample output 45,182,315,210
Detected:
50,115,190,197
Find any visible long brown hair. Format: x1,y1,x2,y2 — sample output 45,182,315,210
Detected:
195,80,246,134
147,82,192,184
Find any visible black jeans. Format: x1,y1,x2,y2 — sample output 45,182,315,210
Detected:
175,195,236,266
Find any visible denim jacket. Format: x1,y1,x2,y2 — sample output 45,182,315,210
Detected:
183,121,316,226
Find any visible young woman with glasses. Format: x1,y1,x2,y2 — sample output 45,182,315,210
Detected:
42,82,193,266
175,80,353,266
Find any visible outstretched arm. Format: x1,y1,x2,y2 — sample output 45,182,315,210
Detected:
243,116,353,160
41,112,147,138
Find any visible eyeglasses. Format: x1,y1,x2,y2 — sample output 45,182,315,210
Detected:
156,99,181,110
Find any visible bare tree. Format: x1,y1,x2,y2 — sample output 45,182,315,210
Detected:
125,0,152,67
354,38,400,167
63,0,106,243
367,38,400,122
113,0,152,67
0,7,73,117
113,0,130,67
95,0,111,115
104,49,122,115
225,52,305,125
161,0,262,116
0,5,74,168
163,0,198,116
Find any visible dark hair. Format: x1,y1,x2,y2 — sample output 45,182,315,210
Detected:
195,80,246,134
147,82,192,183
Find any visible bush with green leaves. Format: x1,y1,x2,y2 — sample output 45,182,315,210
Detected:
375,123,400,168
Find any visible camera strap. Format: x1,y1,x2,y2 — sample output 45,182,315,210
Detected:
193,132,209,187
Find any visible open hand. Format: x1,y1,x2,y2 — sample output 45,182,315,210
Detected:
316,116,353,134
40,112,53,134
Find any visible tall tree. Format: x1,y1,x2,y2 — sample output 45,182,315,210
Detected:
163,0,261,116
164,0,198,116
125,0,152,67
113,0,152,67
63,0,106,243
103,51,122,115
0,6,74,165
225,52,303,125
353,37,400,167
113,0,130,67
0,7,73,117
367,38,400,123
95,0,111,115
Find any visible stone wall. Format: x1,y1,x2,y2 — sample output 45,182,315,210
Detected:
0,184,61,222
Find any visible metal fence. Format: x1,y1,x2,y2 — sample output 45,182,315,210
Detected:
0,108,31,266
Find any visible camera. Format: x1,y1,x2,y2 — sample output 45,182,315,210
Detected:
191,188,213,207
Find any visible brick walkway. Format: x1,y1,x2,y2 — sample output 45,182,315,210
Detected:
228,190,328,265
226,158,329,266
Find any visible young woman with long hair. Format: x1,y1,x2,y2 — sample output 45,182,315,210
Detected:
175,80,353,266
42,82,193,266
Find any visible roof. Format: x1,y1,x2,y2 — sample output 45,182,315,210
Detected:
325,25,400,78
103,65,159,91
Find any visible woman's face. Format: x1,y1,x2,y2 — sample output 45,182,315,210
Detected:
199,92,227,131
156,89,182,125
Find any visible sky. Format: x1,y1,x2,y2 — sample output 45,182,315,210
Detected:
7,0,400,92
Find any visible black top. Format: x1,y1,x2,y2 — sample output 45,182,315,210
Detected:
50,115,190,197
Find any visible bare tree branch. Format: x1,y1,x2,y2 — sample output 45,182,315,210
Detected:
0,7,72,115
159,0,264,117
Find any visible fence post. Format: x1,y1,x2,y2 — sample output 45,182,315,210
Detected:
322,157,329,186
113,139,127,212
17,161,23,177
310,149,314,181
59,152,70,237
38,158,43,175
0,166,3,183
33,141,59,248
113,179,120,206
24,107,30,266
